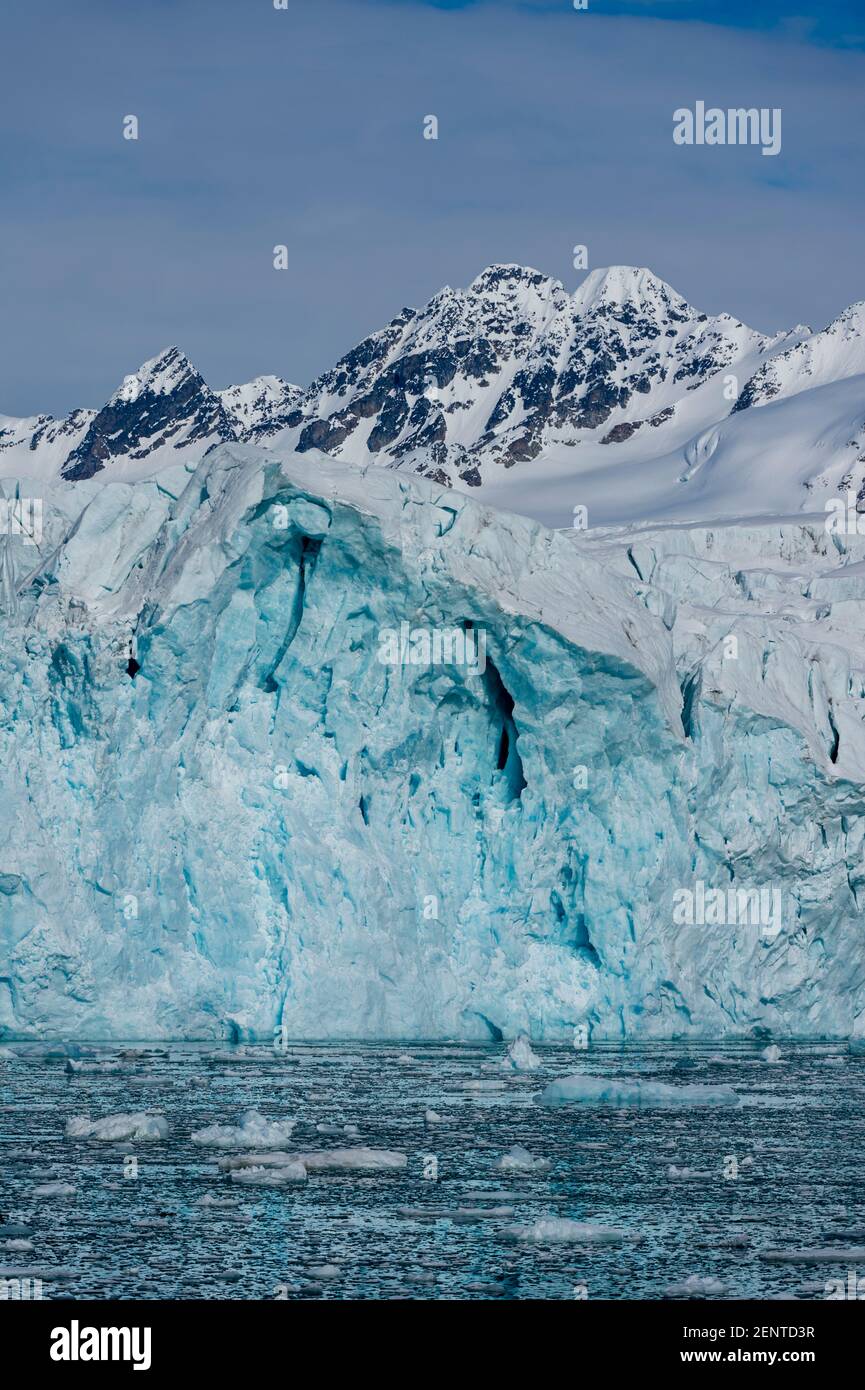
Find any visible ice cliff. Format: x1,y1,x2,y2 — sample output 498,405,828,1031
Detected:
1,445,864,1041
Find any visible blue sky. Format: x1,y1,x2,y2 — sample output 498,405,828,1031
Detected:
1,0,863,415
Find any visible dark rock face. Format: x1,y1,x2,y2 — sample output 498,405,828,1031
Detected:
62,348,235,481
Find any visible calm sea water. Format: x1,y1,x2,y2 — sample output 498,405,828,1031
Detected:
1,1041,863,1301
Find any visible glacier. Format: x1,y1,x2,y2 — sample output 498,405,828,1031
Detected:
2,442,865,1041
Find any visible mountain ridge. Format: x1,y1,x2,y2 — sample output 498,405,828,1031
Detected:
1,265,862,527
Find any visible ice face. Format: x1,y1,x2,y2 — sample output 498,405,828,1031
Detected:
1,444,864,1041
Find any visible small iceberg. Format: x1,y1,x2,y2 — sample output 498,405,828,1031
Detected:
761,1247,865,1264
502,1036,542,1072
230,1162,308,1187
220,1147,407,1173
66,1113,169,1141
537,1075,741,1108
664,1274,727,1297
191,1109,296,1149
761,1044,783,1064
508,1217,637,1244
32,1181,76,1198
65,1058,127,1074
494,1144,551,1174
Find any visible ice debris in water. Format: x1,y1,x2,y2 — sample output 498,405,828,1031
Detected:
537,1075,741,1108
664,1274,727,1297
32,1181,77,1198
190,1109,296,1149
65,1113,169,1141
221,1147,408,1174
494,1144,551,1174
502,1036,542,1072
399,1205,516,1222
230,1162,308,1187
762,1044,783,1063
760,1247,865,1264
508,1217,637,1244
65,1058,128,1074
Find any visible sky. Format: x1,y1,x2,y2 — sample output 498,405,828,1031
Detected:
1,0,863,417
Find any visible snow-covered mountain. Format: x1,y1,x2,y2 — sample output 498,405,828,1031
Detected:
276,264,800,487
2,265,863,528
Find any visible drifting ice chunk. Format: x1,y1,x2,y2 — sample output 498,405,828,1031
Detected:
762,1044,783,1063
502,1036,542,1072
191,1109,296,1149
220,1147,408,1173
508,1217,637,1244
537,1075,741,1108
494,1144,551,1174
230,1162,308,1186
65,1113,169,1141
32,1181,76,1197
397,1205,516,1222
664,1274,727,1297
65,1058,126,1074
761,1247,865,1263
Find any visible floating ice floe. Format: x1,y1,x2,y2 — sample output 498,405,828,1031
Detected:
398,1205,515,1222
65,1058,127,1074
664,1274,727,1297
230,1161,308,1186
315,1122,359,1137
494,1144,551,1174
537,1075,741,1108
425,1110,443,1124
461,1079,507,1092
761,1044,783,1063
32,1181,76,1197
760,1247,865,1263
191,1109,296,1149
194,1194,241,1208
2,1238,34,1252
508,1217,638,1244
221,1147,408,1174
502,1036,542,1072
65,1112,169,1141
